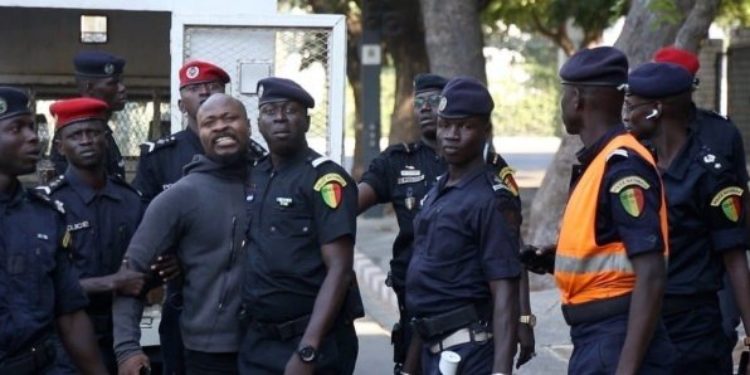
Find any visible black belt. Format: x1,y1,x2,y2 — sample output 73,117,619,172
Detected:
662,293,717,316
0,334,56,374
249,314,311,341
412,305,487,341
562,294,631,326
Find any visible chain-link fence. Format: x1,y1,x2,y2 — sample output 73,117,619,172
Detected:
184,25,333,155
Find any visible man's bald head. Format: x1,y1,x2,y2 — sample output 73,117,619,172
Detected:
196,93,250,164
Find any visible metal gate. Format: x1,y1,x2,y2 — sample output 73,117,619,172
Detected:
172,14,347,163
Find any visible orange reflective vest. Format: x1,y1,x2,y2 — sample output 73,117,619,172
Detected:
554,133,668,306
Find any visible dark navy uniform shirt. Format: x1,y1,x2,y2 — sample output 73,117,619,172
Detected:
360,141,516,289
662,133,747,296
405,164,522,318
39,170,144,316
571,125,665,258
132,129,203,204
0,183,88,361
690,106,749,187
51,125,125,178
243,147,358,322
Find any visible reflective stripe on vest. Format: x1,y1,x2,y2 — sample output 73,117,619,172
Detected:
554,133,669,306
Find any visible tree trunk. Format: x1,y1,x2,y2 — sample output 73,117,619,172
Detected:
384,1,430,144
525,0,720,290
419,0,487,84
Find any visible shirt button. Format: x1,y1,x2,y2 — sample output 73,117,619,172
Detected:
270,226,276,232
302,226,309,233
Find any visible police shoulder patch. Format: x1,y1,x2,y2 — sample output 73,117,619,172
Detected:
710,186,744,222
314,173,347,209
497,166,519,196
609,176,650,193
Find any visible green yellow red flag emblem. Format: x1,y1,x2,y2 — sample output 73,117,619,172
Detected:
314,173,347,209
711,186,744,222
619,187,645,217
498,167,519,196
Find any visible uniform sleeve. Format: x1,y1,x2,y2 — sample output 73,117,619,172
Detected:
730,128,750,186
359,151,393,204
702,172,747,252
131,150,159,204
478,191,522,281
113,185,189,362
52,245,89,316
605,155,666,258
312,165,358,245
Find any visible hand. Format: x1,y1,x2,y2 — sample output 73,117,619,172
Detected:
516,323,536,368
284,354,314,375
150,255,181,283
112,268,147,296
520,244,556,275
118,353,150,375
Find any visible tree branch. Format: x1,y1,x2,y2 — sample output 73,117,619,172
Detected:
675,0,720,52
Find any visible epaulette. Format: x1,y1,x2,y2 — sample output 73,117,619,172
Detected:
34,175,67,195
697,145,729,175
705,110,730,122
109,175,143,197
249,138,268,158
486,152,508,168
487,173,517,197
28,189,66,214
139,135,177,155
606,148,629,163
310,155,334,168
386,142,416,155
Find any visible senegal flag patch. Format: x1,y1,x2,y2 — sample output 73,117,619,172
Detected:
314,173,348,209
498,167,519,196
710,186,744,222
619,186,645,217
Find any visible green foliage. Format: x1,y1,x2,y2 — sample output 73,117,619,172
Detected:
718,0,750,27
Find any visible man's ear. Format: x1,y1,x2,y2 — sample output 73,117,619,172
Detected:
303,115,311,133
54,134,64,157
572,87,583,110
178,99,186,114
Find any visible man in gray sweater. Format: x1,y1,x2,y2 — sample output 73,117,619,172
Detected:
113,94,254,375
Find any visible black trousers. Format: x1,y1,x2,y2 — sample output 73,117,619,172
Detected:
238,322,358,375
183,350,238,375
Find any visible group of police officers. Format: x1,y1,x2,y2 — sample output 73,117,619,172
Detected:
0,42,748,375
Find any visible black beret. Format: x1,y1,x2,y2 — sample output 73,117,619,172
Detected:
0,87,31,121
559,46,628,87
257,77,315,109
74,51,126,78
438,77,494,119
413,73,448,93
627,62,694,99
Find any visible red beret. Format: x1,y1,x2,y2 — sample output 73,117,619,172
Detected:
179,60,230,88
50,97,109,130
653,46,700,75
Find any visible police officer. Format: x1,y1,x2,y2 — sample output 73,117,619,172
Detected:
114,94,256,375
653,46,750,366
0,87,106,374
39,97,153,373
399,77,521,374
523,47,674,374
359,73,534,372
50,51,128,177
239,77,362,374
132,59,232,375
625,62,750,375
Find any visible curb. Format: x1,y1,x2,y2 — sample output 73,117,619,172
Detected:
354,249,398,311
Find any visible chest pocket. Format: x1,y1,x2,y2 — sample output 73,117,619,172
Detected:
6,235,56,306
270,207,314,238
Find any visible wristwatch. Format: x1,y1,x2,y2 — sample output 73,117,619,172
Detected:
297,345,318,363
519,314,537,327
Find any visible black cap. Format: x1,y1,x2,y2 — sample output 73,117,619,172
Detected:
413,73,448,93
256,77,315,108
0,87,31,121
74,51,126,77
627,62,694,99
438,77,494,119
559,46,628,88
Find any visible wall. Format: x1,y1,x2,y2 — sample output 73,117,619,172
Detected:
728,29,750,167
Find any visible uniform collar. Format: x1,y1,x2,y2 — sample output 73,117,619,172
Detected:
437,162,487,192
65,168,122,204
259,146,314,173
661,129,698,180
576,124,627,166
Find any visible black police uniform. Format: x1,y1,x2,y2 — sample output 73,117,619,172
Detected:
405,164,521,374
38,170,143,374
660,135,747,374
239,148,362,374
0,184,89,374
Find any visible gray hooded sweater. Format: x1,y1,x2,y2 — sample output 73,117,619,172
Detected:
113,155,250,362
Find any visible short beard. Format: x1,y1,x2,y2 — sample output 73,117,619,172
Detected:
208,148,248,166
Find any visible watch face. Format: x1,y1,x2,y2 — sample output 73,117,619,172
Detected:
298,346,317,362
